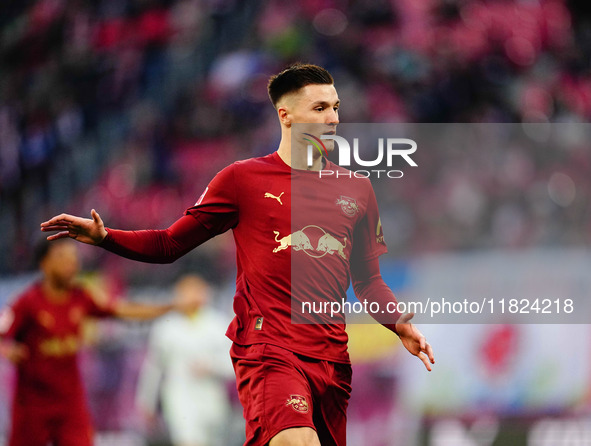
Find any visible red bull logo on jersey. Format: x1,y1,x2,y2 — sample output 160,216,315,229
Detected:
39,335,80,357
273,225,347,260
286,394,309,413
273,230,313,253
37,310,55,329
317,233,347,259
335,196,359,217
69,306,84,325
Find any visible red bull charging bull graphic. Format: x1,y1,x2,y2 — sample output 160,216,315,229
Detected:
273,226,347,260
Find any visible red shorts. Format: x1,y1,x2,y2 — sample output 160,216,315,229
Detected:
9,400,93,446
231,343,352,446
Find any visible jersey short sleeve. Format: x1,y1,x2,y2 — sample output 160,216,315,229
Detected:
0,296,31,340
350,183,388,262
185,163,239,234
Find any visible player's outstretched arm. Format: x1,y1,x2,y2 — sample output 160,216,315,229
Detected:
112,301,174,320
395,313,435,372
40,209,107,245
113,290,202,320
41,209,221,264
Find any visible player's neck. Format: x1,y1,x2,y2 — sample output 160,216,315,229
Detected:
42,278,71,303
277,140,324,171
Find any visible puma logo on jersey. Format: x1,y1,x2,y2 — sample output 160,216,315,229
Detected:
264,191,284,205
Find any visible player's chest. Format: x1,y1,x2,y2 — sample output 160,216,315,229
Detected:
238,179,363,256
33,303,84,337
164,322,218,357
242,174,361,218
30,302,85,357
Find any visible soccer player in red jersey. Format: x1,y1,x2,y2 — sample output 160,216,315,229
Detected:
40,63,435,446
0,238,185,446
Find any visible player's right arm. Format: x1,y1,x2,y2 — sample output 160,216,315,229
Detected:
41,210,235,264
40,210,212,263
40,165,239,264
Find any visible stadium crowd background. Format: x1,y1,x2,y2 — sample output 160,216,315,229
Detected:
1,0,591,445
2,0,591,278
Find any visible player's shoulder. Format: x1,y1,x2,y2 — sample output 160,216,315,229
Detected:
70,285,95,304
232,152,281,171
213,153,284,188
212,153,277,179
7,281,42,311
15,281,43,301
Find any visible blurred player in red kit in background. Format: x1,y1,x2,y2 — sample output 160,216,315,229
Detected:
0,238,184,446
41,63,435,446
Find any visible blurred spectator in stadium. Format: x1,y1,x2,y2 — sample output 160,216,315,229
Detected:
3,0,591,276
136,274,233,446
0,238,185,446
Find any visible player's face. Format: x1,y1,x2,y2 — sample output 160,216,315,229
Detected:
285,84,340,152
175,276,210,314
288,83,340,126
41,241,80,287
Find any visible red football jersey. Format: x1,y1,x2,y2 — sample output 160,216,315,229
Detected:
0,282,114,409
186,152,387,363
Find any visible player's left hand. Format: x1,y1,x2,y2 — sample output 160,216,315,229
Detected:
395,313,435,371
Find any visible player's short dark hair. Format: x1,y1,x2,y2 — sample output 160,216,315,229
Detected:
267,63,334,108
33,238,54,266
33,238,68,266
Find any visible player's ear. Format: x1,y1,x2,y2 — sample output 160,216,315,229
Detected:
277,105,291,127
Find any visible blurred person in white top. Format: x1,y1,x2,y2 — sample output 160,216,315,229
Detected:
136,274,233,446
